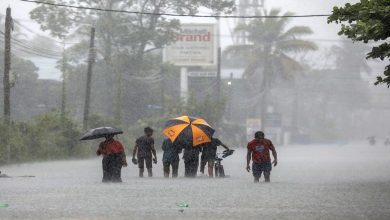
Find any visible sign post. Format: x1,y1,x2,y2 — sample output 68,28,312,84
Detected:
246,119,262,141
180,67,188,102
264,112,283,144
163,23,217,102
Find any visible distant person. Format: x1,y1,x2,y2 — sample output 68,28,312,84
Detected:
246,131,278,183
368,136,376,145
183,141,201,178
162,138,182,178
385,138,390,146
132,127,157,177
96,134,127,183
200,138,230,178
0,171,10,178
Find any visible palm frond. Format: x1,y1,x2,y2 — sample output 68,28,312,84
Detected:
362,61,372,74
248,10,294,43
269,11,294,37
278,53,305,78
332,41,372,74
223,44,255,56
229,7,317,82
242,60,262,79
279,26,314,40
276,39,318,53
233,23,249,33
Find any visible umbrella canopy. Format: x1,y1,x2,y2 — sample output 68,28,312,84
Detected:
163,116,214,147
80,127,123,141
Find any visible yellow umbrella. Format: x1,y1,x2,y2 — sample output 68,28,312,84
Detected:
163,116,214,147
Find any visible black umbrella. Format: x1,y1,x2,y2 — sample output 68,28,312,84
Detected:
80,127,123,141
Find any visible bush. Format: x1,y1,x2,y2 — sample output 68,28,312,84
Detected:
0,95,228,165
0,112,85,165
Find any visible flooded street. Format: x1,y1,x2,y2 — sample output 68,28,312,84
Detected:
1,143,390,220
1,0,390,219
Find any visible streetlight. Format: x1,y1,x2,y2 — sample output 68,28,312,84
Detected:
227,72,234,120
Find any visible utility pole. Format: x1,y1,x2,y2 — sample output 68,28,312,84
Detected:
114,69,122,125
235,0,265,44
3,7,12,125
227,72,233,121
3,7,12,164
216,15,221,101
215,16,221,103
160,68,165,116
215,17,222,128
216,47,221,105
83,27,96,130
60,43,67,119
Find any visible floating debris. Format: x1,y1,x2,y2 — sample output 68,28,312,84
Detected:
0,203,9,208
176,202,189,208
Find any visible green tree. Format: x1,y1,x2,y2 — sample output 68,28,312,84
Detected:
30,0,234,72
332,41,371,75
0,50,61,121
330,40,372,106
0,112,83,165
224,9,317,124
328,0,390,87
30,0,234,125
1,14,61,121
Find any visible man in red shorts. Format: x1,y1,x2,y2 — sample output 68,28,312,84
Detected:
246,131,278,183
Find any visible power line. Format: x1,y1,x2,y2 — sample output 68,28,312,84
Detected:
0,32,62,58
11,20,349,43
19,0,331,19
0,30,85,60
12,20,79,45
218,33,350,42
11,37,62,56
0,40,60,59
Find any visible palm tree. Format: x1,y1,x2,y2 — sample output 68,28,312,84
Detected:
224,9,317,125
331,40,371,77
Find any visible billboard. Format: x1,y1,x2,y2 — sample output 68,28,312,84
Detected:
163,23,216,66
264,113,282,127
188,71,217,77
246,118,262,141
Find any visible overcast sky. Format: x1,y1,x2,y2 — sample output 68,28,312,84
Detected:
0,0,362,80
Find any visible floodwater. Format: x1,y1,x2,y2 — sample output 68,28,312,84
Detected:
1,143,390,220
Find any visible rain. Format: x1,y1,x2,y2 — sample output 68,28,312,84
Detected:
1,0,390,219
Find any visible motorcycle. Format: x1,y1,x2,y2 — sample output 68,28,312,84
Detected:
214,149,234,178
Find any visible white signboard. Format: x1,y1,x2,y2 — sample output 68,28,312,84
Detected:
163,23,216,66
188,71,217,77
246,118,262,141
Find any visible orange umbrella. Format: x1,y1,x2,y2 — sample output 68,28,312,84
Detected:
163,116,214,147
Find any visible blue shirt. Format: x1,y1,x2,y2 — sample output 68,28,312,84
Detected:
162,139,180,163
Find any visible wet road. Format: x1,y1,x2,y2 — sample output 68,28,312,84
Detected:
1,143,390,220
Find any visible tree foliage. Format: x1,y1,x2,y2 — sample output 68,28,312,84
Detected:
331,40,372,76
0,113,84,165
224,9,317,122
328,0,390,86
30,0,234,61
29,0,234,125
0,48,61,121
225,9,317,81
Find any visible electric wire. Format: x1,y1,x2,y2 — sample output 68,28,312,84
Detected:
13,20,79,45
19,0,331,19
